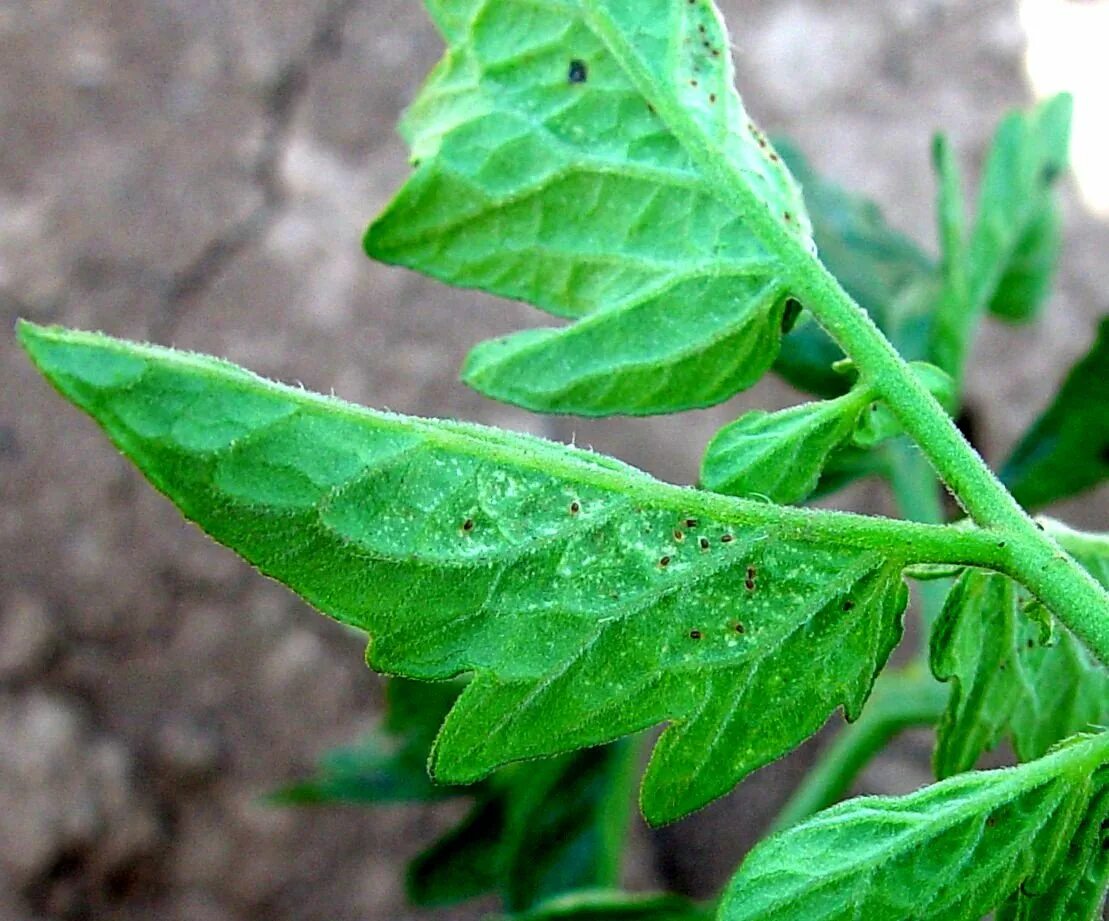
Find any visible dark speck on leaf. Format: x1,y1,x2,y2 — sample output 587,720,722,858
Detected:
568,59,588,84
699,537,710,550
462,518,475,532
721,533,734,543
685,518,699,528
689,629,702,640
747,566,757,579
734,622,745,634
744,579,755,591
1100,443,1109,464
673,529,684,541
843,600,855,611
769,152,779,162
1027,639,1035,649
1042,164,1060,184
660,556,671,568
569,500,581,515
709,93,717,104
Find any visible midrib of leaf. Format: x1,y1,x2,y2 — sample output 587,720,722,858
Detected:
579,2,810,254
19,324,1008,570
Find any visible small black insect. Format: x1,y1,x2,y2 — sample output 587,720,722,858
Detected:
568,59,588,84
721,533,734,544
689,629,702,640
569,500,581,515
699,537,710,551
659,556,672,568
462,518,475,532
842,600,855,611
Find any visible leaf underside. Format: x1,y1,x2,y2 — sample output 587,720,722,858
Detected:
367,0,813,416
931,566,1109,779
20,322,918,825
720,732,1109,921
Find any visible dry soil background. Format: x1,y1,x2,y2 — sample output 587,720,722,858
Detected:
2,1,1107,919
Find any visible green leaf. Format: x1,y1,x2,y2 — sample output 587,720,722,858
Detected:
995,782,1109,921
271,677,461,805
409,796,505,905
366,0,813,416
277,678,634,909
971,94,1071,323
700,389,869,504
701,362,953,505
21,323,1007,824
1000,317,1109,510
850,361,956,449
771,141,935,397
410,741,637,909
930,567,1109,778
719,731,1109,921
505,890,711,921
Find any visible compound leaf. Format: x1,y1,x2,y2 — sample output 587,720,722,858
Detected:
1000,317,1109,510
720,731,1109,921
367,0,812,416
24,323,1011,824
930,564,1109,778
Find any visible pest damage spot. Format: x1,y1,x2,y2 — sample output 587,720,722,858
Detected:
673,529,685,541
568,60,588,84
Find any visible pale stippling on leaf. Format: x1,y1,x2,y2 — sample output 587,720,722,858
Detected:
367,0,812,416
1001,317,1109,510
720,731,1109,921
18,323,1012,825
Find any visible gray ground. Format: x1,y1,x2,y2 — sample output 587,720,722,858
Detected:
2,1,1107,919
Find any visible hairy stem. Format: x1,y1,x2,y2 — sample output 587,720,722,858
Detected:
770,667,948,832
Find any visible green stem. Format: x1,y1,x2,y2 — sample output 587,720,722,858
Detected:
770,667,948,832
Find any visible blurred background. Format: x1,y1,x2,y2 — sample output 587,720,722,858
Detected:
2,0,1107,918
